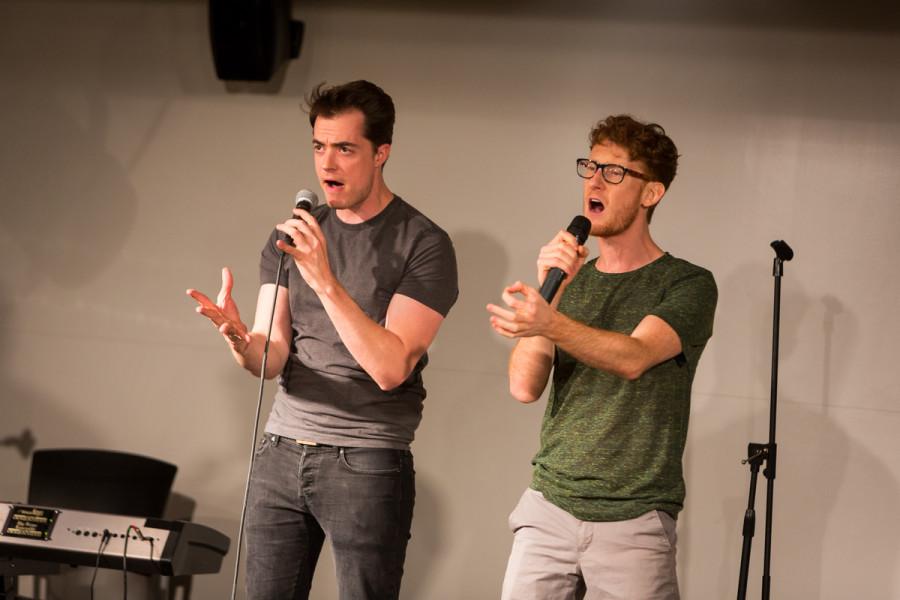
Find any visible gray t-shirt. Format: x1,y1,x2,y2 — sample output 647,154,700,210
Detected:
259,196,458,449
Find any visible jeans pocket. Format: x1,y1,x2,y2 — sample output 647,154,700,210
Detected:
254,434,273,457
339,447,404,475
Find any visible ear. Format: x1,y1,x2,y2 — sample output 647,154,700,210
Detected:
641,181,666,209
374,143,391,167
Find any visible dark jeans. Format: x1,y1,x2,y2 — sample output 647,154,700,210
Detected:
245,434,415,600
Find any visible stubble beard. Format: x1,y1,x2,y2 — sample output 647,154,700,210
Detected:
592,200,641,238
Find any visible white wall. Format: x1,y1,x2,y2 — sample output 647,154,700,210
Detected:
1,1,899,598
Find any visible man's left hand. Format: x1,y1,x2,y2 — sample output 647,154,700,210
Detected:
486,281,556,339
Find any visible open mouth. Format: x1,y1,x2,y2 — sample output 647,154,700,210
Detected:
323,179,344,190
589,198,605,213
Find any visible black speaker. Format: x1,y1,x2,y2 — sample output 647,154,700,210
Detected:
209,0,303,82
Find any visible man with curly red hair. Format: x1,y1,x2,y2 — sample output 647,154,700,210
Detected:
488,115,718,599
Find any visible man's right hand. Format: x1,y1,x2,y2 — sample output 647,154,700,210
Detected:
186,267,250,353
536,229,588,291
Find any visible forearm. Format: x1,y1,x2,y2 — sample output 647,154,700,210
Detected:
317,282,417,391
231,332,289,379
543,312,654,381
508,336,555,403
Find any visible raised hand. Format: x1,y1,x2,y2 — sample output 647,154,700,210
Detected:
186,267,250,352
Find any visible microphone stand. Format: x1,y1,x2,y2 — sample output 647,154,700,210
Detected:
229,250,288,600
228,193,314,599
736,240,794,600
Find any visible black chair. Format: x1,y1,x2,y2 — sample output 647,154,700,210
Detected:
27,448,176,518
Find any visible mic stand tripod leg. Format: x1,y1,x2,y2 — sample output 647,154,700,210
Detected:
737,443,768,600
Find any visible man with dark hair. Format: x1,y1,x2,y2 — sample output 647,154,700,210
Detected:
188,80,458,600
487,114,717,599
307,80,395,148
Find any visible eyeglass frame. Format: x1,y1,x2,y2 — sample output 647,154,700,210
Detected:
576,158,650,184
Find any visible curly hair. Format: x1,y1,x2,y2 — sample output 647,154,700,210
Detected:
589,115,679,222
306,80,395,148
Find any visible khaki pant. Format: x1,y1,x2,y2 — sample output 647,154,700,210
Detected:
501,488,679,600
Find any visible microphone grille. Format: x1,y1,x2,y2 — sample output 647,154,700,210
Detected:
295,189,319,209
567,215,592,245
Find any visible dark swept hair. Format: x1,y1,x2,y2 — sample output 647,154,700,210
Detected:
589,115,679,222
306,80,395,148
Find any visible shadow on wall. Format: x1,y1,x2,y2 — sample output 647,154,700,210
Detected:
0,429,35,461
683,261,900,598
430,229,512,376
0,286,95,502
0,85,138,497
399,229,513,599
402,472,443,600
0,93,137,291
0,279,201,507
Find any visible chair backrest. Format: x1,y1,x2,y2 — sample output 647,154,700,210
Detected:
28,448,177,518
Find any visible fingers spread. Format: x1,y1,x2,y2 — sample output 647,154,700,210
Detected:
188,289,216,309
196,305,225,327
217,267,234,305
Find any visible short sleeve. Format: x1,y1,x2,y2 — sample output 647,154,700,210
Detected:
394,229,459,317
259,229,290,287
650,269,718,349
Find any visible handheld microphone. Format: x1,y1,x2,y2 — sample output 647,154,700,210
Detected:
283,189,319,247
539,215,592,303
294,188,319,212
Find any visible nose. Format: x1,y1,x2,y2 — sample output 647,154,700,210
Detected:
320,147,337,170
586,169,607,188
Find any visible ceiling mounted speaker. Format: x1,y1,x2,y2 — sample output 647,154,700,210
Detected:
209,0,304,82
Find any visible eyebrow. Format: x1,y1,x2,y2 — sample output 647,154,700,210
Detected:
312,138,359,149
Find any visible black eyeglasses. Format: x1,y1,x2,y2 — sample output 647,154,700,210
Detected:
576,159,649,184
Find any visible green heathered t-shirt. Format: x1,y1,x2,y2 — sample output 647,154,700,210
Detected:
531,252,717,522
